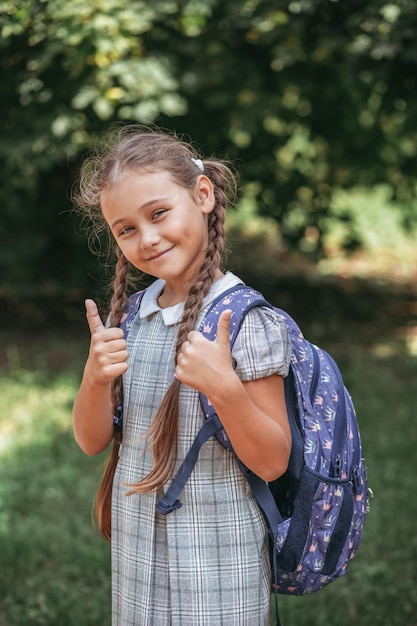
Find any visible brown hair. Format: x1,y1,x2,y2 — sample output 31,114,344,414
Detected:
74,125,236,540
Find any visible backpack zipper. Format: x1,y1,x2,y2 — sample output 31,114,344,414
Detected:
309,343,320,403
327,353,363,492
310,346,350,480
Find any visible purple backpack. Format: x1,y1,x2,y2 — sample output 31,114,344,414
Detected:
117,284,371,624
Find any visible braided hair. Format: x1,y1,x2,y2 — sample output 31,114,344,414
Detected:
74,126,236,539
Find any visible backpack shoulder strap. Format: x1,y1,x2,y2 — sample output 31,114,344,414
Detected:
197,284,271,427
119,290,146,337
156,284,278,515
113,290,146,431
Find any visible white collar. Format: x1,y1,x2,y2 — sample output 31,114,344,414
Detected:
139,272,244,326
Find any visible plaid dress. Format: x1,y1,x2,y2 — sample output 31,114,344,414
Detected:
112,274,291,626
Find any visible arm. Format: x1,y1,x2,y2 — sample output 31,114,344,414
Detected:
210,372,290,482
175,310,291,482
73,299,129,456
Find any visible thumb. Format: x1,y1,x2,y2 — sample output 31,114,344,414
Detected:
85,299,106,335
215,309,232,346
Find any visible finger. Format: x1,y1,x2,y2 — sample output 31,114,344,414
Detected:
181,339,191,352
215,309,232,346
85,299,106,335
105,349,129,365
106,338,128,354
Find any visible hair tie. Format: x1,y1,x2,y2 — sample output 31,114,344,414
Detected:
191,157,204,172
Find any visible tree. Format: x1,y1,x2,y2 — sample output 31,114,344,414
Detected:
1,0,416,296
155,0,417,248
0,0,189,296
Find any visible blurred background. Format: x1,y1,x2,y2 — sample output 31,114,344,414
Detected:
0,1,416,625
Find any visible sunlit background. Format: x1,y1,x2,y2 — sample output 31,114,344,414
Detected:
1,2,416,625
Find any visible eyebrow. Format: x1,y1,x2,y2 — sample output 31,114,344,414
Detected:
110,197,169,230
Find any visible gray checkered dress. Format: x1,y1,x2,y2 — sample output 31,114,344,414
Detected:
112,275,291,626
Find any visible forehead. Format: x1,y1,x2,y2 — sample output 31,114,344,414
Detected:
102,169,177,201
100,169,195,218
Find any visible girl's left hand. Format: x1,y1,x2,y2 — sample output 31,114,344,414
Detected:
175,310,237,396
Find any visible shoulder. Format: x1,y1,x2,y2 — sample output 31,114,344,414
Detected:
232,304,292,381
204,272,244,305
237,305,290,351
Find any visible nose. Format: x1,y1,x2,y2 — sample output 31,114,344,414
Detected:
140,224,161,249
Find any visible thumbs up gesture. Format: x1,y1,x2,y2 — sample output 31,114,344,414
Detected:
84,299,129,385
175,310,235,396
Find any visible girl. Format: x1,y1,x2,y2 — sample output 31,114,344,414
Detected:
73,126,292,626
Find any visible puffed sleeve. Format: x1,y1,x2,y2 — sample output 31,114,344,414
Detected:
231,306,291,381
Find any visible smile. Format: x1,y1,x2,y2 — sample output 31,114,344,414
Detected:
146,247,174,261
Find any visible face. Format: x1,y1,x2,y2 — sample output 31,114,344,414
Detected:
101,169,215,301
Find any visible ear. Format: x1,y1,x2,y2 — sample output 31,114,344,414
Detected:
195,175,215,214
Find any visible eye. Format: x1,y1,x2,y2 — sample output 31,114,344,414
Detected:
151,208,167,221
118,225,134,237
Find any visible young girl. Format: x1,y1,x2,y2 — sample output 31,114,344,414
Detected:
73,126,292,626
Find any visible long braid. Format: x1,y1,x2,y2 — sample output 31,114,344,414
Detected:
173,209,224,358
94,248,131,540
173,161,227,352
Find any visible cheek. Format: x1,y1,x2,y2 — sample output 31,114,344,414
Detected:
116,240,140,266
171,213,208,243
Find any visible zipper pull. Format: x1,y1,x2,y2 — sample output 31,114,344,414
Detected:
351,466,363,494
334,454,342,478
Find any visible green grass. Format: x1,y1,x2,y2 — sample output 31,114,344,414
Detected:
0,327,416,626
0,368,111,626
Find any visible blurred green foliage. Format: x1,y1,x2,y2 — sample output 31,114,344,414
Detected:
1,0,417,296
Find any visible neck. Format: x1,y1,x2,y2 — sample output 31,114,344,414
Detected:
157,270,224,308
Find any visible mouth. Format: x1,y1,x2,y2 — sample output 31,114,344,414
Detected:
146,247,174,261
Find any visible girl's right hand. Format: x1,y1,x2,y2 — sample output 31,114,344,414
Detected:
84,299,129,385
